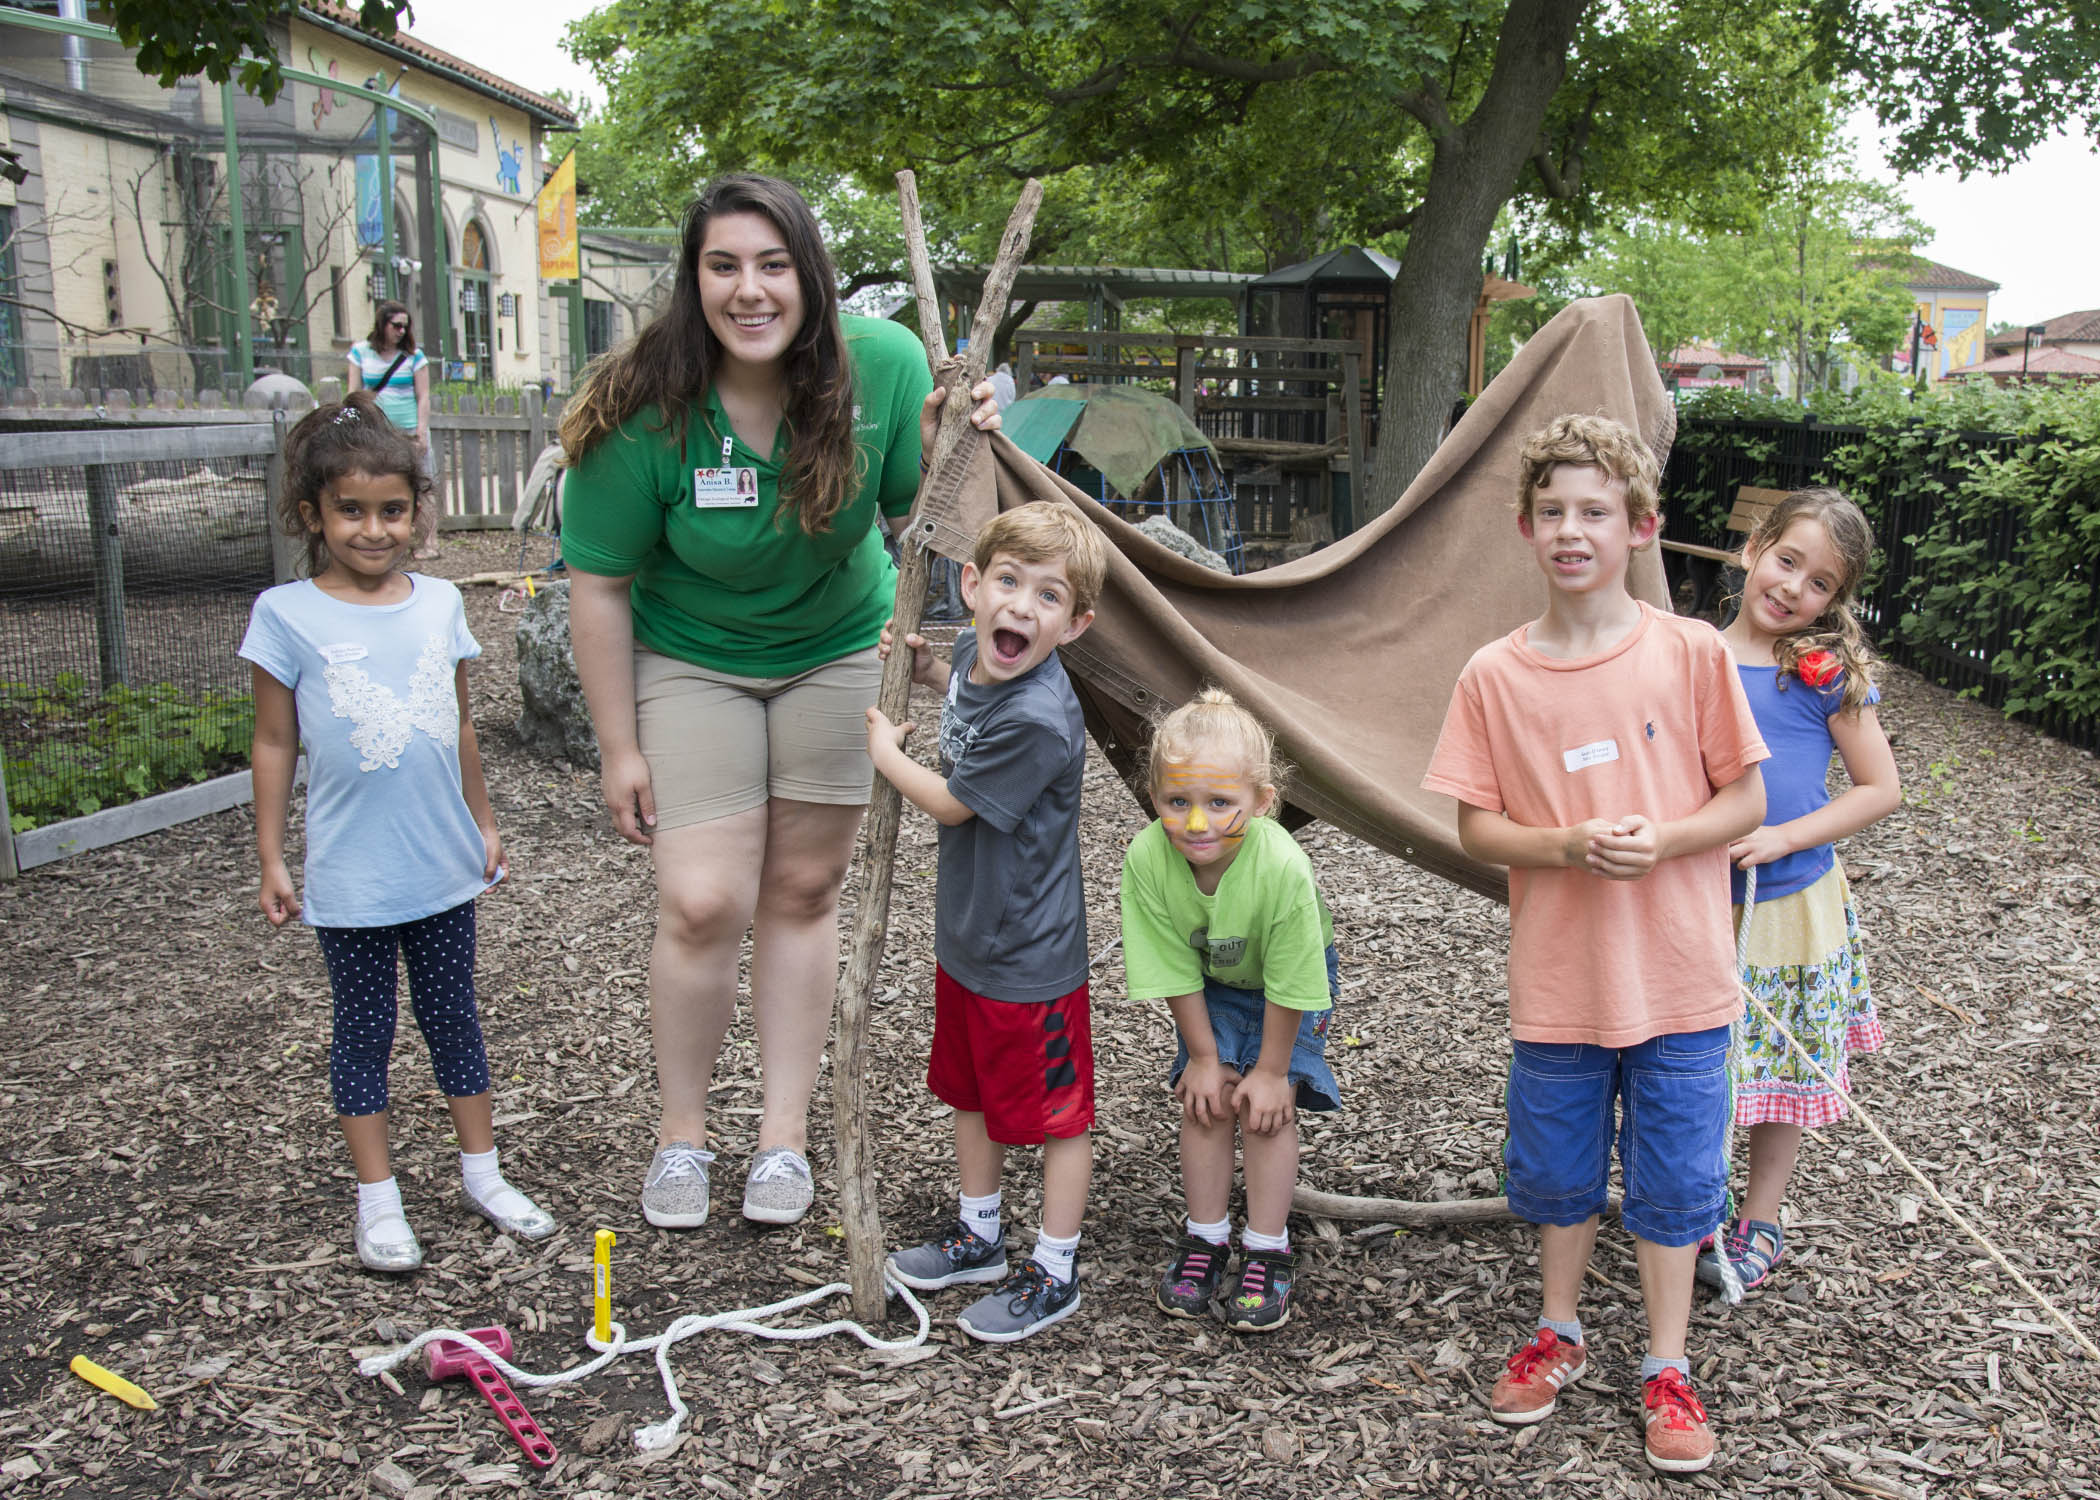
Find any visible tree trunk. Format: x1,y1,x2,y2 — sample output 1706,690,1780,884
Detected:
1364,0,1592,519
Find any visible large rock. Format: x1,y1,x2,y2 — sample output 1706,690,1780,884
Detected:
515,580,599,769
1135,514,1229,573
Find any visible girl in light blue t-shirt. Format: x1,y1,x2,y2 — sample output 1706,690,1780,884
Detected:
240,390,553,1273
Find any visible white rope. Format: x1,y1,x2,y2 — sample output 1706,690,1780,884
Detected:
1721,867,2098,1357
356,1273,933,1450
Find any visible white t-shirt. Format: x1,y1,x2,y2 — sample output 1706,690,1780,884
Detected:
239,574,489,927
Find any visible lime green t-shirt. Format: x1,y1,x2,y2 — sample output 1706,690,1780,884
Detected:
559,314,933,676
1119,817,1335,1010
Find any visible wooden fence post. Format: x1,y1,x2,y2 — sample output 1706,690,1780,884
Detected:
265,411,301,584
829,171,1042,1323
84,461,127,691
1340,348,1366,534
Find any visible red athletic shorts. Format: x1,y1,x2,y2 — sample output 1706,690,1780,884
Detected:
927,965,1094,1145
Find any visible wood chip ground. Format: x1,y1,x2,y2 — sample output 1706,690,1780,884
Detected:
3,535,2097,1497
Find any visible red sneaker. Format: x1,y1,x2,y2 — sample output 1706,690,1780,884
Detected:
1643,1367,1716,1473
1487,1328,1586,1425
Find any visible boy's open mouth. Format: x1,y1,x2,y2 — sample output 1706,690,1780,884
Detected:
992,628,1030,663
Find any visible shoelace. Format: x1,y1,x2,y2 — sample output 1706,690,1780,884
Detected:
649,1145,715,1185
1505,1330,1563,1380
1236,1261,1271,1302
747,1151,807,1185
1646,1371,1708,1429
999,1261,1051,1304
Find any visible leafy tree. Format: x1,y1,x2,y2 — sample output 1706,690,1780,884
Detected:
106,0,411,104
1574,154,1923,395
568,0,2100,514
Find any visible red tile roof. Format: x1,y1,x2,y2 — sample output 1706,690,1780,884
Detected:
1906,258,1999,293
1661,342,1767,369
1959,346,2100,380
301,4,578,127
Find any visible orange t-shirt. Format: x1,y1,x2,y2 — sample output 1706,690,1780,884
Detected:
1422,603,1769,1047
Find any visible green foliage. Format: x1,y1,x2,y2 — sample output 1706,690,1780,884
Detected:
1673,379,2100,735
106,0,410,104
1573,152,1925,391
1,676,254,832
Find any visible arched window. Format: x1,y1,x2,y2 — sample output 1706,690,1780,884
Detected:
455,218,493,379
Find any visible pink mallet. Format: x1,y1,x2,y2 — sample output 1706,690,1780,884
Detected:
424,1326,557,1469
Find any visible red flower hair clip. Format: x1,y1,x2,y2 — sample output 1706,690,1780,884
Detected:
1796,650,1839,687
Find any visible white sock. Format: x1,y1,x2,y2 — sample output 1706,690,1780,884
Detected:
356,1177,414,1247
1032,1228,1081,1284
461,1147,533,1218
1187,1214,1231,1246
1241,1225,1290,1254
959,1189,1002,1245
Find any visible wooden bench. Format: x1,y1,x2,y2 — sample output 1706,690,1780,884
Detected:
1660,485,1786,616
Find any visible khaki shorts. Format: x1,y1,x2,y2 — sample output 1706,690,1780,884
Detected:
633,645,881,829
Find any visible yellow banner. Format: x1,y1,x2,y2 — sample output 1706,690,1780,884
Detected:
537,151,578,280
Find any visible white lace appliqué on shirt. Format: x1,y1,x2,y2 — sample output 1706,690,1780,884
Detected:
326,633,458,770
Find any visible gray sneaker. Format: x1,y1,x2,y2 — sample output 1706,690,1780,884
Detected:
741,1147,815,1225
887,1220,1007,1291
956,1259,1081,1343
641,1140,715,1228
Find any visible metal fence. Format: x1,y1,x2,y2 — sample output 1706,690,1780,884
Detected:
1664,416,2097,750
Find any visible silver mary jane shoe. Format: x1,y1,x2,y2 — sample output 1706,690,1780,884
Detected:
354,1212,425,1273
463,1186,558,1241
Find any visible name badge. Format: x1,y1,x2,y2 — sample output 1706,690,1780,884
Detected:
318,642,369,665
693,466,759,508
1562,738,1620,773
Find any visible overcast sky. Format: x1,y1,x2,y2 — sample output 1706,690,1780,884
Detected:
405,1,2098,327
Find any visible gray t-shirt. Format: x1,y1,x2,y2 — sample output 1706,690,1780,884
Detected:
934,630,1089,1002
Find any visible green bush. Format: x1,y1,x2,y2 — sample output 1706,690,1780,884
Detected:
1671,379,2100,736
1,675,255,832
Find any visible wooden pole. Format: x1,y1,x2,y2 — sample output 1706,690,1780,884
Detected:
830,171,1043,1322
84,462,128,691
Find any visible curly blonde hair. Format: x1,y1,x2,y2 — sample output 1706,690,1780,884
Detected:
1516,413,1660,529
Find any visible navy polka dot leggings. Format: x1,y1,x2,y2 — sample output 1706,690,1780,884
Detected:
314,899,491,1116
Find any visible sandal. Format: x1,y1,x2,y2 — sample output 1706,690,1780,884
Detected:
1696,1216,1783,1291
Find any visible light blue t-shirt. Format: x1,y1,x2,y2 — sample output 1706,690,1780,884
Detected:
348,340,428,433
239,574,489,928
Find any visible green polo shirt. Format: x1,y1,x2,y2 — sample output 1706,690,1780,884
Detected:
561,314,932,677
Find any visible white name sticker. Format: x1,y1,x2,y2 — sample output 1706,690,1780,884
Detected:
318,642,369,665
1562,738,1620,773
693,466,760,508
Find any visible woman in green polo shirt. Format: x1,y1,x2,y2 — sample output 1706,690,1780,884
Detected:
559,174,999,1232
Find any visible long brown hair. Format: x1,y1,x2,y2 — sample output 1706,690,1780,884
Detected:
557,175,860,534
278,391,431,577
367,299,416,356
1742,486,1879,714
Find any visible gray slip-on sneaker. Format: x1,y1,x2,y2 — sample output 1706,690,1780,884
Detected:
741,1146,815,1225
641,1140,716,1229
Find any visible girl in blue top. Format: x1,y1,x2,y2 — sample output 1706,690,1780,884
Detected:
1700,488,1900,1294
242,391,553,1273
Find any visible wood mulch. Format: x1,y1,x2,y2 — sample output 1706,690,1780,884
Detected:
3,532,2097,1497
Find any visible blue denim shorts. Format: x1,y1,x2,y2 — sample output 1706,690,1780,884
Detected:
1168,945,1341,1112
1503,1024,1729,1247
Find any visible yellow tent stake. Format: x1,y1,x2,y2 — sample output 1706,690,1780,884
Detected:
593,1229,615,1345
70,1355,156,1410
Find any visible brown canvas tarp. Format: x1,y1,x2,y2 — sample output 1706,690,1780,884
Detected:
911,294,1674,902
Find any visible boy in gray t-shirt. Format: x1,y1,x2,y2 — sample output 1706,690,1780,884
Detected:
866,501,1109,1343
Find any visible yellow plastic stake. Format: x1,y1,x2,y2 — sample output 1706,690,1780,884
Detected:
593,1229,615,1344
70,1355,156,1411
524,573,537,598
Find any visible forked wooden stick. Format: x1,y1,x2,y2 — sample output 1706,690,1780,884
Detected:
830,171,1043,1322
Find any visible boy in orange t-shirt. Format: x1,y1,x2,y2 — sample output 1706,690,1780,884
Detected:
1422,415,1768,1476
